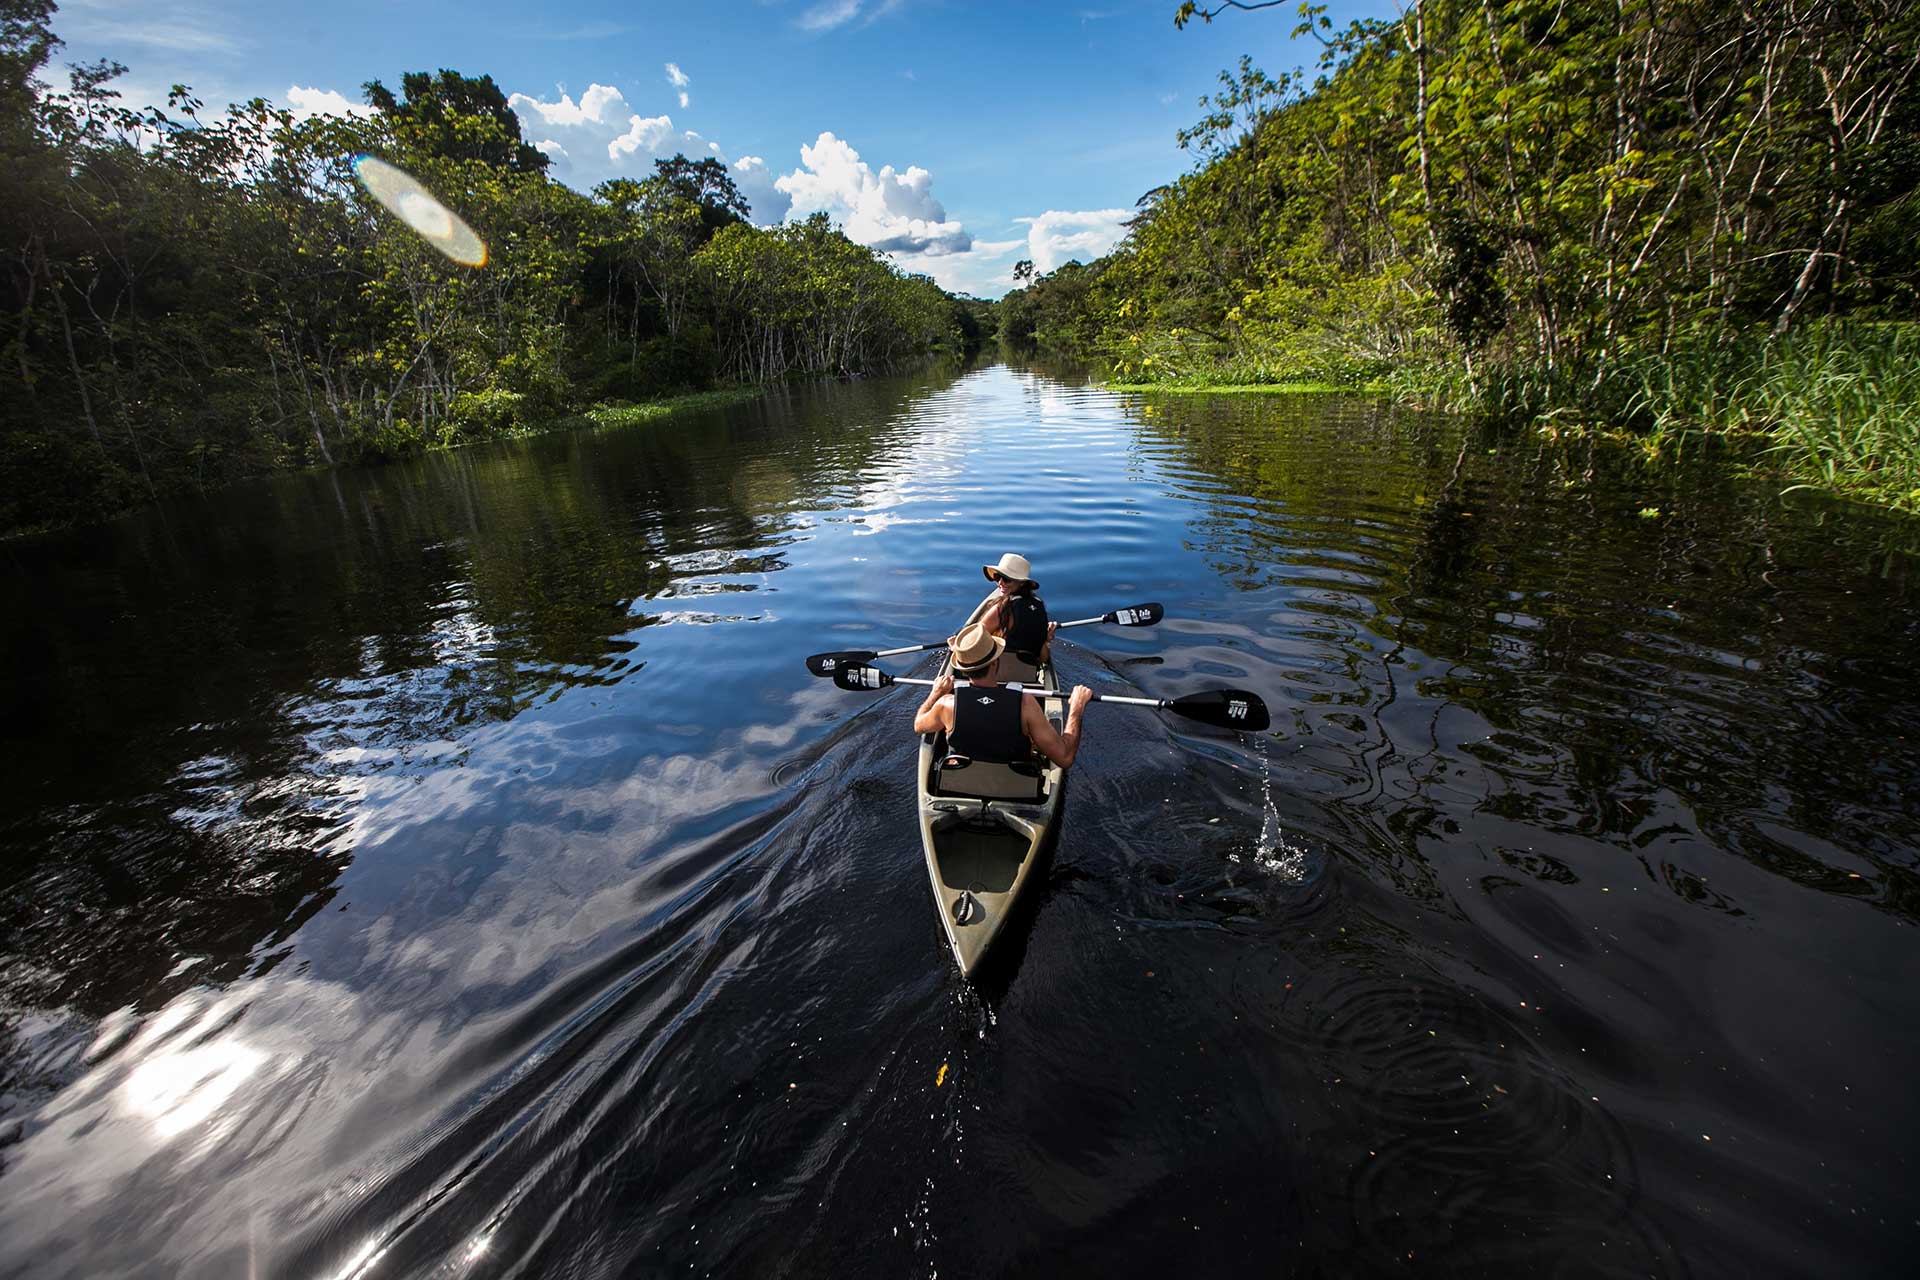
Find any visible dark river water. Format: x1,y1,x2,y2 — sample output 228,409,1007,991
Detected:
2,364,1918,1277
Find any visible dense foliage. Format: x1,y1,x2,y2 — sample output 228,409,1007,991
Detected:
1002,1,1920,507
0,2,972,534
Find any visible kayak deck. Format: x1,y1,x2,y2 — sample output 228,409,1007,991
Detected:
916,659,1064,977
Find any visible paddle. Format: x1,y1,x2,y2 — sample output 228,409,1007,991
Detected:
804,602,1164,677
831,663,1271,732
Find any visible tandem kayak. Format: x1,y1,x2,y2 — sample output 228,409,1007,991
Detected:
914,641,1065,978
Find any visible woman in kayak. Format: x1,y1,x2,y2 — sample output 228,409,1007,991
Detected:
975,553,1057,680
913,623,1092,769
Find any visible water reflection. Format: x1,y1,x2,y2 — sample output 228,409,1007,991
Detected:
124,1036,265,1139
0,365,1916,1276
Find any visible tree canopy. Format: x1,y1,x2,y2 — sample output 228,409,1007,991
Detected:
0,13,975,535
1002,0,1920,398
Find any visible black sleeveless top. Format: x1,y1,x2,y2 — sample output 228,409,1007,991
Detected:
1000,593,1049,661
950,685,1028,763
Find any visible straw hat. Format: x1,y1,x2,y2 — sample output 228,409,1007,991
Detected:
983,552,1037,590
949,622,1005,675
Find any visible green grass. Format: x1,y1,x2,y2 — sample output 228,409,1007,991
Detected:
1628,323,1920,513
1389,322,1920,516
1101,380,1347,394
557,387,763,433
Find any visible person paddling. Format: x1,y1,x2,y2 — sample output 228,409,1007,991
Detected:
913,623,1092,769
975,553,1057,683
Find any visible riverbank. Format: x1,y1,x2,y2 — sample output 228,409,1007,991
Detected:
551,388,766,434
1101,380,1346,395
1389,323,1920,516
0,386,767,542
1088,323,1920,517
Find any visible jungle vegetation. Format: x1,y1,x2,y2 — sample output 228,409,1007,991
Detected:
999,0,1920,512
0,1,976,535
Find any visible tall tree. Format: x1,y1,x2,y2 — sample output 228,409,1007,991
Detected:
361,70,549,173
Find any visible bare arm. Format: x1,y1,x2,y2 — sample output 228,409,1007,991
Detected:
912,672,956,735
977,594,1007,636
1023,685,1093,769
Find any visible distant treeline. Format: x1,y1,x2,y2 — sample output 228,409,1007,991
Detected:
0,4,984,535
998,0,1920,508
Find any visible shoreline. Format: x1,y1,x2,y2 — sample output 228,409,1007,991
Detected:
1099,381,1352,395
2,386,768,543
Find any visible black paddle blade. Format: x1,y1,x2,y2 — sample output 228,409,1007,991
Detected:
832,663,894,691
806,650,877,677
1167,689,1270,732
1106,601,1164,627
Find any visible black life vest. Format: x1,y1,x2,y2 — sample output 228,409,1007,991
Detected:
950,685,1029,764
1000,593,1049,660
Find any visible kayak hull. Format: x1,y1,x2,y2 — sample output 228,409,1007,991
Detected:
916,656,1065,978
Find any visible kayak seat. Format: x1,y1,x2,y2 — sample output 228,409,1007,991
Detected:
936,753,1045,801
998,654,1041,685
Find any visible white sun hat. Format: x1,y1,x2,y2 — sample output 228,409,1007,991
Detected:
982,552,1037,589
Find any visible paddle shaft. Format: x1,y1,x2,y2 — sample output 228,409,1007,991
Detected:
864,610,1134,660
882,674,1162,708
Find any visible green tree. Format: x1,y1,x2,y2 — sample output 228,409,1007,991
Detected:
362,70,549,173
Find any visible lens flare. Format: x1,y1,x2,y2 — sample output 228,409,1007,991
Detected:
351,154,488,267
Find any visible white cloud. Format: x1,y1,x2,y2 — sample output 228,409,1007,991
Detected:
797,0,864,30
797,0,905,31
511,83,629,131
908,236,1026,296
907,209,1134,297
59,2,242,55
731,156,789,227
284,85,374,121
507,83,791,221
1015,208,1132,273
665,63,691,109
775,131,971,256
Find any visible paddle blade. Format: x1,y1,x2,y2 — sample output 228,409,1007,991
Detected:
1167,689,1270,732
1106,602,1164,627
832,663,894,691
806,650,876,677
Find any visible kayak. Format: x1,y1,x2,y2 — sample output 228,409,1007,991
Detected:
915,600,1065,977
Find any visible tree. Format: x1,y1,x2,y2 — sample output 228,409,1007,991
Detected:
361,69,548,173
652,154,751,232
0,0,57,143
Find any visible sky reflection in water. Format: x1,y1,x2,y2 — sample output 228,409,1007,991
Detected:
1,366,1917,1277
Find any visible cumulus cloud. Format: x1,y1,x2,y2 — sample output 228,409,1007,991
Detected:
1016,208,1132,273
730,157,789,228
909,209,1135,297
665,63,689,88
508,83,791,221
907,237,1026,296
285,85,375,121
775,131,971,256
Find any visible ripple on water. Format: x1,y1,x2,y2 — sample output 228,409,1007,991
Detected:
1,365,1918,1277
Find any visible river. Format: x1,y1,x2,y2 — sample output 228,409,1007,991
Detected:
1,364,1917,1276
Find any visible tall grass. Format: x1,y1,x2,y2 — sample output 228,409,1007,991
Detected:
1624,323,1920,511
1391,322,1920,513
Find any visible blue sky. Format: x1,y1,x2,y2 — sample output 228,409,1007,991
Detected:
48,0,1395,297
